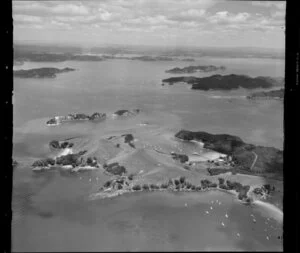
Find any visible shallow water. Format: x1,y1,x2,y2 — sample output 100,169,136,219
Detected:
12,170,283,252
12,56,284,251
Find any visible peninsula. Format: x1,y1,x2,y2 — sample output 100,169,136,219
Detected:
13,67,75,78
165,65,226,74
162,74,284,91
175,130,283,177
26,123,283,208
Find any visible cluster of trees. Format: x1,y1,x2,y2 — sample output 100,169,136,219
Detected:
49,140,74,149
32,158,55,167
32,150,93,169
103,162,127,175
55,150,87,167
171,153,189,163
100,174,258,203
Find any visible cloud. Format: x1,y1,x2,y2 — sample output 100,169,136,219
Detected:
123,15,177,27
251,1,286,10
14,14,43,23
208,11,250,24
13,0,285,48
179,9,206,18
271,11,285,18
13,2,90,16
51,4,90,15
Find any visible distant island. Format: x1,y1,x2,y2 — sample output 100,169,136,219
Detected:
103,55,195,62
46,109,140,126
14,52,105,62
13,67,75,78
13,51,195,63
130,55,175,61
247,88,284,100
162,74,284,91
180,58,195,62
165,65,226,74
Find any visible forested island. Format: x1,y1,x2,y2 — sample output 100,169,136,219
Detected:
165,65,225,74
103,55,194,62
13,67,75,78
175,130,283,178
162,74,284,91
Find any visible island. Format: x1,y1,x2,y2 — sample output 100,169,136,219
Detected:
112,109,140,117
181,58,195,62
247,88,284,100
13,67,75,78
14,51,196,63
165,65,226,74
46,112,106,126
162,74,284,91
130,56,175,61
14,52,105,62
21,123,282,212
175,130,283,178
31,150,102,173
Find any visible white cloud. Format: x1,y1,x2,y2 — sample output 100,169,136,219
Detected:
13,2,90,16
13,0,285,48
251,1,286,10
180,9,206,18
124,15,176,27
51,4,90,15
54,16,97,23
13,14,42,23
208,11,250,24
50,20,72,30
272,11,285,18
97,8,113,21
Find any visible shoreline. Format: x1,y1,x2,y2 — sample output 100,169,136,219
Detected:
90,180,272,206
89,180,284,226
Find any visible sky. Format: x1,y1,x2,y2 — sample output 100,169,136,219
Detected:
13,0,286,49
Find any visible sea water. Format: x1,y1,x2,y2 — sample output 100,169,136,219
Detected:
12,171,283,251
12,56,284,251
